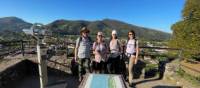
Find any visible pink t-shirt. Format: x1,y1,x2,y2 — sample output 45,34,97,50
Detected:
93,42,108,63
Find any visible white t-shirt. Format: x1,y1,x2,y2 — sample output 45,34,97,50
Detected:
126,39,138,54
109,39,120,54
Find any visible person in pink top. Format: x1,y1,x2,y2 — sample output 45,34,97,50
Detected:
92,32,109,73
125,30,139,87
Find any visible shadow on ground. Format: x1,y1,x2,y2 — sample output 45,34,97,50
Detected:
5,60,80,88
152,85,182,88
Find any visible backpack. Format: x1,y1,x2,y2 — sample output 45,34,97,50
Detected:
70,58,79,76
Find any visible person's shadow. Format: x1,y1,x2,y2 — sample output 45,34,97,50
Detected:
133,60,168,85
133,59,167,79
119,59,146,80
133,60,146,79
158,60,167,79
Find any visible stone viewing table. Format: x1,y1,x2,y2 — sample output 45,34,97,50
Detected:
79,74,127,88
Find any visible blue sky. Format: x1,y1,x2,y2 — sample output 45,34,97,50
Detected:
0,0,185,33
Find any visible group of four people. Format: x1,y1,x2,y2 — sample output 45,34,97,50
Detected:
74,27,139,87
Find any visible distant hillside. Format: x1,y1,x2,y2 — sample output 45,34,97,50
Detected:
47,20,90,35
0,30,26,41
0,17,171,41
0,17,32,32
47,19,171,41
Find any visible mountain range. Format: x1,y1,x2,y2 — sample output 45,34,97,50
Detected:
0,17,171,41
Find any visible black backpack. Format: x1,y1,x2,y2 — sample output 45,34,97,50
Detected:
70,58,79,76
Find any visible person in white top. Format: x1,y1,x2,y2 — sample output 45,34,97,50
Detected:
107,30,121,74
125,30,139,87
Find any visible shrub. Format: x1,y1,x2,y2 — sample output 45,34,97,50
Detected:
192,54,200,62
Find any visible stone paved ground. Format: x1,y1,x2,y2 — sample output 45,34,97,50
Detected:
0,54,198,88
5,75,184,88
128,75,199,88
129,77,180,88
0,54,23,72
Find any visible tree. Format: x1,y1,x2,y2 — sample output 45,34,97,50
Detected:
170,0,200,60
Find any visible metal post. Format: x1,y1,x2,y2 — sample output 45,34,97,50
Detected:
21,40,24,56
37,40,48,88
22,23,49,88
66,42,68,59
